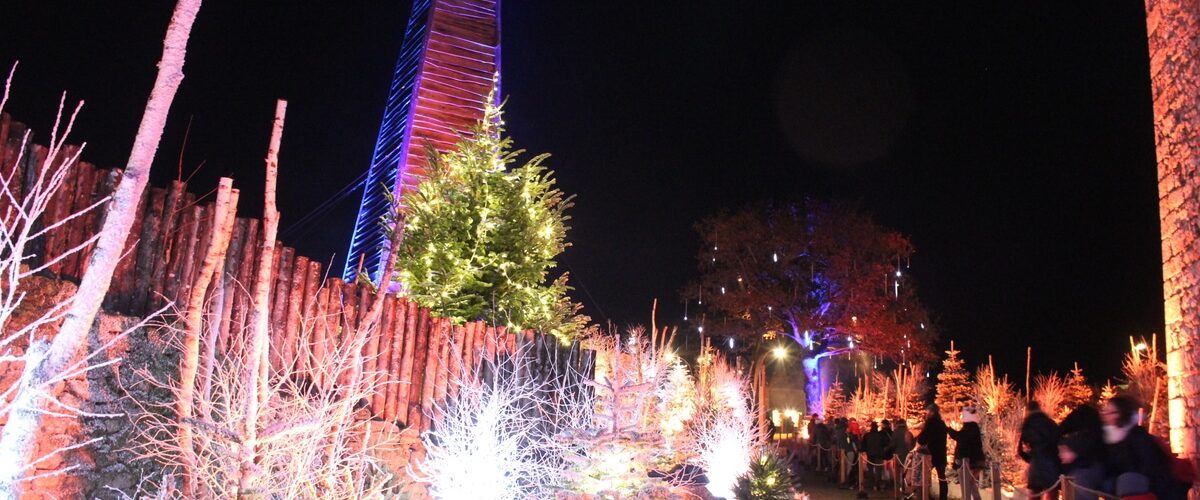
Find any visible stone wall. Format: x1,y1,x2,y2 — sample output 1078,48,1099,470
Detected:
1145,0,1200,457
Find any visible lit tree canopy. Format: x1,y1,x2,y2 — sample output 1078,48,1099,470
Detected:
395,97,587,340
690,200,935,363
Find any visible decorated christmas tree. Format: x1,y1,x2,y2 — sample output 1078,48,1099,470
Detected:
1064,362,1094,410
822,379,848,419
935,341,973,424
395,91,587,340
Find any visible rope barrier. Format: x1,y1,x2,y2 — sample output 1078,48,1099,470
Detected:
1027,476,1064,498
1070,481,1120,500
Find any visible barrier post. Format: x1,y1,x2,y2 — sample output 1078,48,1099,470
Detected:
856,453,868,499
894,457,901,499
839,450,847,484
990,461,1002,500
816,444,823,471
919,454,930,500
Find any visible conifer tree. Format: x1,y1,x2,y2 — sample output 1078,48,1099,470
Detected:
1064,362,1094,410
823,380,848,419
395,93,587,340
935,341,973,423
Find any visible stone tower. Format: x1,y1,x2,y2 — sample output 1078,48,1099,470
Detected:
1145,0,1200,457
344,0,501,283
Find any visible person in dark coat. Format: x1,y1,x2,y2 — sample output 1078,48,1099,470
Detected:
948,406,986,477
863,421,890,490
1057,404,1106,500
890,418,914,491
917,404,949,500
1019,401,1061,498
1102,395,1188,500
814,416,832,471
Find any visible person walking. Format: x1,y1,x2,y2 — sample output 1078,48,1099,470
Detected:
1019,401,1060,499
1102,395,1188,500
1058,404,1105,500
948,406,986,480
863,421,890,490
917,404,949,500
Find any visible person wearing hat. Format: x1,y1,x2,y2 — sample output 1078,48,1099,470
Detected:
917,404,949,500
948,406,986,480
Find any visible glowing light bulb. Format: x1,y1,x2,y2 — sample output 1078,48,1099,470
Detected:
698,326,704,333
737,277,743,283
1135,342,1148,351
720,287,726,294
728,338,735,349
773,252,778,262
683,314,689,321
772,346,787,359
896,270,902,277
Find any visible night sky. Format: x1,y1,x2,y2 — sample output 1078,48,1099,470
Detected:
0,2,1163,382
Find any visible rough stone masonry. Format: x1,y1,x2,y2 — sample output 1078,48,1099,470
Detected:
1146,0,1200,459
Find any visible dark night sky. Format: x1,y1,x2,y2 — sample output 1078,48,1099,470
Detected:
0,2,1163,382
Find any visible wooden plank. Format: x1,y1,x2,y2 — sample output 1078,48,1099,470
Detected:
148,181,186,310
369,294,394,417
44,145,81,275
175,204,207,309
217,217,247,354
384,297,409,422
447,323,466,401
282,254,309,374
132,187,167,314
81,168,118,277
299,260,321,381
231,219,259,345
434,320,451,415
269,245,293,349
420,316,445,430
309,274,330,389
337,282,360,388
406,307,431,430
61,161,96,277
396,299,419,427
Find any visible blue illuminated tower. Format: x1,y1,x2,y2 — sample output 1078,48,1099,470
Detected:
344,0,502,282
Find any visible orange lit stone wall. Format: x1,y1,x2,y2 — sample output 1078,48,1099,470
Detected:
1145,0,1200,457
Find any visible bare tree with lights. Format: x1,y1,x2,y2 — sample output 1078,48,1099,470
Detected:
689,200,935,413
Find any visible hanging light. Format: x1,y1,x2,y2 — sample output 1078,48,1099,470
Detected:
773,252,779,263
720,287,726,294
728,338,735,349
698,326,704,333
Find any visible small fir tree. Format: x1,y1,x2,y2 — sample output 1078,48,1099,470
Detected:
935,341,973,424
823,380,848,419
395,92,587,340
733,449,795,500
1064,362,1093,410
1100,380,1118,401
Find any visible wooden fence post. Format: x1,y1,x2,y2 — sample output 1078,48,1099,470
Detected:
856,453,867,498
990,461,1001,500
920,454,930,500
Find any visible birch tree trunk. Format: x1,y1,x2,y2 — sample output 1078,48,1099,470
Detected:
0,0,202,497
236,99,286,498
177,178,236,494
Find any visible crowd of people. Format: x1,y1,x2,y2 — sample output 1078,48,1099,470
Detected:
803,395,1192,500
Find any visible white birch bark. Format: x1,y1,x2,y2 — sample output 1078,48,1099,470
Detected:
177,178,236,492
236,99,285,498
0,0,203,496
